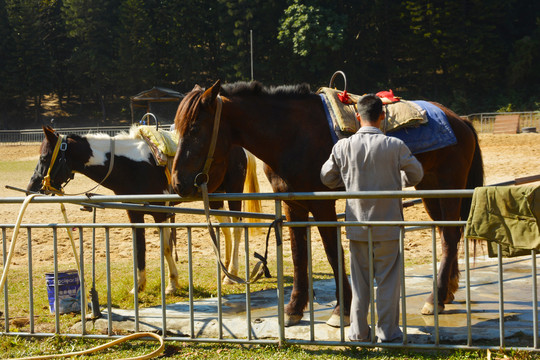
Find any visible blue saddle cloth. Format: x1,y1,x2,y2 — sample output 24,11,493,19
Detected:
321,98,457,154
387,100,457,154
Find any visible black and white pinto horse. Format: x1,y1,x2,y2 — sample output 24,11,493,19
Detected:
27,125,260,293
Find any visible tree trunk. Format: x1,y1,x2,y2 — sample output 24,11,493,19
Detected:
99,91,107,125
34,95,41,125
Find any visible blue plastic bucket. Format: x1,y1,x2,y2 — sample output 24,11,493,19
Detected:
45,270,81,314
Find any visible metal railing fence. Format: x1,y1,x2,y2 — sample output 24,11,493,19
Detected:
466,111,540,133
0,124,173,145
0,111,538,144
0,190,538,352
0,126,128,144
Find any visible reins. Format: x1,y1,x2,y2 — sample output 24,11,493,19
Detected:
195,95,274,284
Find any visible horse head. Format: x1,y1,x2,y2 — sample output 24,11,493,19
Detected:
171,80,231,197
27,126,76,194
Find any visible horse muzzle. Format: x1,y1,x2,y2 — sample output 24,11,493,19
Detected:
26,175,45,194
171,172,199,198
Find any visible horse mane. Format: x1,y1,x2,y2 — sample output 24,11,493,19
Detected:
80,126,140,141
174,81,313,135
174,87,203,135
221,81,312,98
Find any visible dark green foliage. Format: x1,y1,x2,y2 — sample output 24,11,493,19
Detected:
0,0,17,118
0,0,538,128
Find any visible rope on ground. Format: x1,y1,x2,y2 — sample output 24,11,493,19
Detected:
0,194,38,293
11,332,165,359
1,195,165,359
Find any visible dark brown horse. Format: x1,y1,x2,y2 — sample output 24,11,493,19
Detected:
171,81,484,326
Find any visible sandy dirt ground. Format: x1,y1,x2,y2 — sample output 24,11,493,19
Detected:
0,133,539,273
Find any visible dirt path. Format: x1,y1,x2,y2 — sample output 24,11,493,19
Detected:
0,133,539,270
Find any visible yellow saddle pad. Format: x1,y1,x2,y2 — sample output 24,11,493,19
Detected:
137,126,179,166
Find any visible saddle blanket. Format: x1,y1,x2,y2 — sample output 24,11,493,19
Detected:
387,100,457,154
465,185,540,257
322,97,457,154
136,125,179,166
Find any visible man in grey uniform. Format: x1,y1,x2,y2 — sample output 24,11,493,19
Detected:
320,94,424,342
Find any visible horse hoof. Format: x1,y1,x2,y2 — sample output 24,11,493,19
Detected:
222,277,236,286
284,314,303,327
130,285,145,295
165,287,176,295
421,302,444,315
326,314,350,328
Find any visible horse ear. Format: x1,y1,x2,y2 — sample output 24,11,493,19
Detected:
211,79,221,90
211,80,221,97
192,84,202,92
43,125,58,144
201,80,221,106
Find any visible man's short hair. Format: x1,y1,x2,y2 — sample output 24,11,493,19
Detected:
357,94,383,123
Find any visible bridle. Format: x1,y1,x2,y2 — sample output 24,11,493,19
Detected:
41,132,116,195
42,134,72,194
193,95,223,189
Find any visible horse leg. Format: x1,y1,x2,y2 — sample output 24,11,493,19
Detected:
262,167,312,326
162,226,180,294
152,212,180,295
421,198,462,315
226,199,243,284
283,201,310,327
441,227,461,304
218,216,242,285
311,200,352,327
228,216,242,281
127,211,146,293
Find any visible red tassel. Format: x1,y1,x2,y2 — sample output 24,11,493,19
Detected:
376,89,400,103
338,90,352,104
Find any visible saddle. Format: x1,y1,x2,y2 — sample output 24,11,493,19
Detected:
137,125,178,166
317,71,427,139
319,71,456,154
317,87,360,136
318,86,428,138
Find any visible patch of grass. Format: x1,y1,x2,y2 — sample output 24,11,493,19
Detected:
0,334,162,359
0,251,338,336
0,159,38,197
0,256,288,315
1,336,537,359
0,160,37,189
0,160,36,173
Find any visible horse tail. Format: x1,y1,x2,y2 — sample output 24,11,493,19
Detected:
243,150,263,234
460,120,484,221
